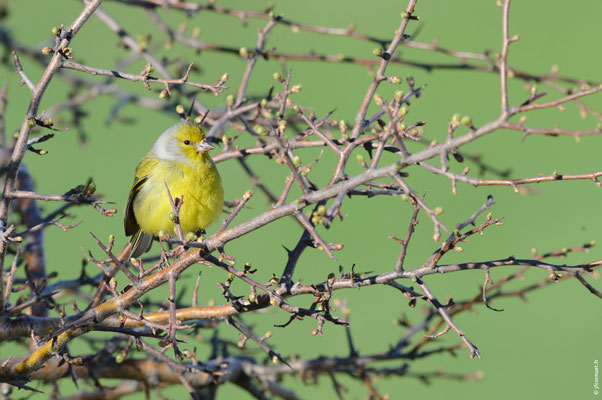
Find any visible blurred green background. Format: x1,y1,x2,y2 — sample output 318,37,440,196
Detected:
0,0,600,398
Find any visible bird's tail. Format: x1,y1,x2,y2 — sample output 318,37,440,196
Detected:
129,230,153,259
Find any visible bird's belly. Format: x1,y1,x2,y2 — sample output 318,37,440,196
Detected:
133,161,223,236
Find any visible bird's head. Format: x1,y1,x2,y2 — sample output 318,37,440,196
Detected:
153,121,215,163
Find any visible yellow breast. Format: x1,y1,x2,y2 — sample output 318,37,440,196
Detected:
133,157,224,236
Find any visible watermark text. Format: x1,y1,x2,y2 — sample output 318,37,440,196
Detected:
595,359,599,395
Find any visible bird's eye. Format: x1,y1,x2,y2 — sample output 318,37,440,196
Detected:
183,140,191,145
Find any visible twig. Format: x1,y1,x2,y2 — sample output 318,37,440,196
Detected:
12,51,35,91
217,191,253,234
415,278,481,359
61,61,227,94
499,0,511,113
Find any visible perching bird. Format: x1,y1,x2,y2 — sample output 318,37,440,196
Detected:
124,121,224,258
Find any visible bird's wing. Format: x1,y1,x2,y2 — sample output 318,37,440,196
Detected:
124,154,159,236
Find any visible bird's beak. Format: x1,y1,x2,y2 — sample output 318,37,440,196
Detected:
196,140,214,153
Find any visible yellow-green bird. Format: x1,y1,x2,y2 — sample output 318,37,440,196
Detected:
124,121,224,258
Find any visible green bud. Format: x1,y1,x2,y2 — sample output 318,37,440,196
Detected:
291,84,302,93
273,72,282,81
27,119,36,128
374,95,384,107
317,205,326,216
226,94,234,107
109,234,115,242
260,98,268,108
398,105,409,116
278,120,287,132
461,116,472,126
144,63,154,75
159,90,168,99
401,11,410,19
41,47,53,55
51,26,59,35
390,76,401,84
434,206,443,216
373,48,383,57
292,156,301,167
356,154,365,166
394,90,405,102
176,104,185,115
451,113,461,123
255,125,266,135
401,193,410,202
87,182,96,194
239,47,249,58
115,353,125,363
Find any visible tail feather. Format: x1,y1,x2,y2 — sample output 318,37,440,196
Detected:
129,230,153,258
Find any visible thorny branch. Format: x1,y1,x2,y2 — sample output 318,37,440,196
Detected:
0,0,599,398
